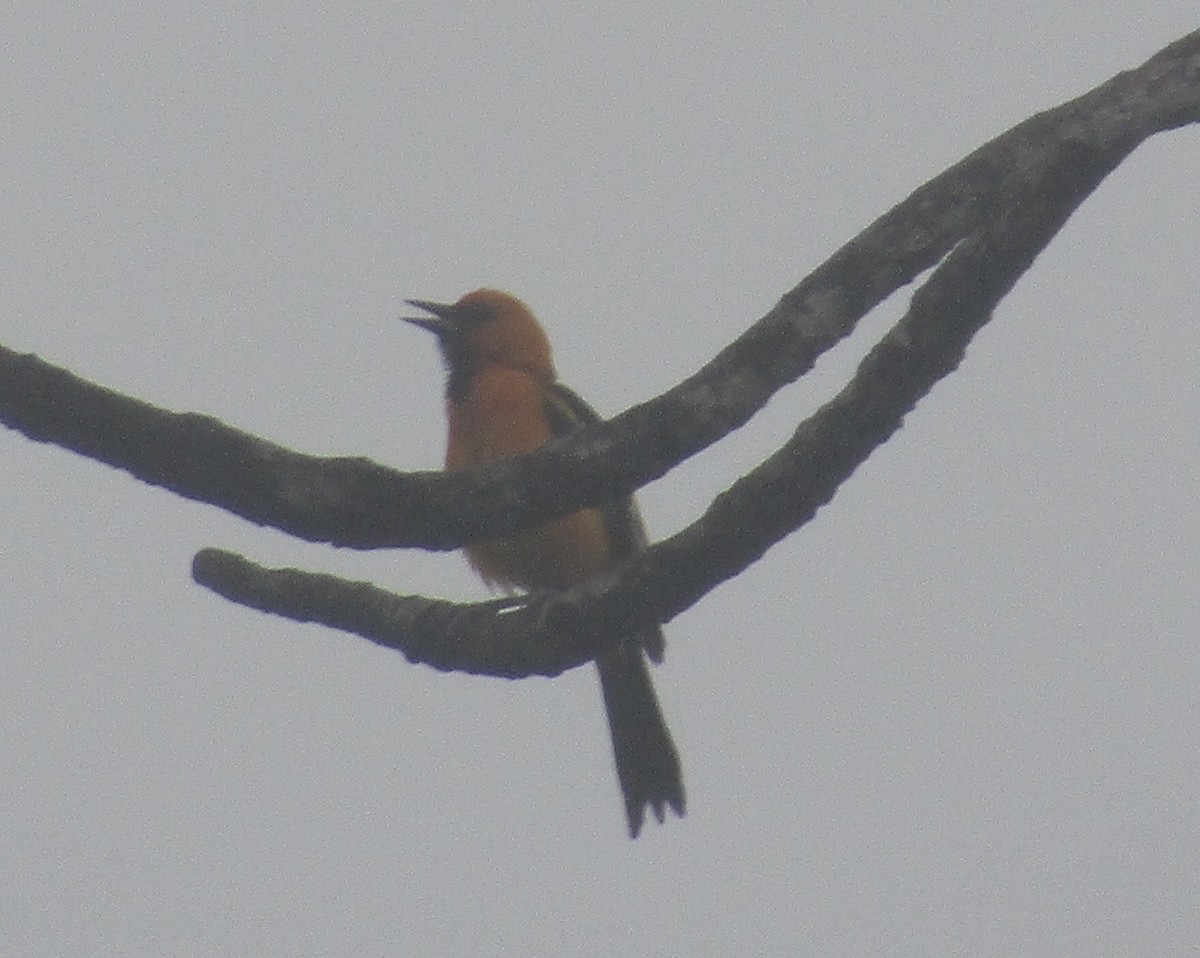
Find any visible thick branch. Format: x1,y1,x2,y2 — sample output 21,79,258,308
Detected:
4,32,1197,551
192,134,1141,675
0,349,457,547
611,140,1126,629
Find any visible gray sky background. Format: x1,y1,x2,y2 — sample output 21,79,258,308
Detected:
3,5,1199,955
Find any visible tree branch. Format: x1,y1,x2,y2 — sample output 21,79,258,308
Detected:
190,124,1131,675
5,32,1196,555
192,548,598,678
6,32,1200,679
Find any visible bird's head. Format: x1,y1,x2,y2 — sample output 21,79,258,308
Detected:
403,289,556,390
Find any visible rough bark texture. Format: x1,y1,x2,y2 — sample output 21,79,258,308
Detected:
4,31,1199,678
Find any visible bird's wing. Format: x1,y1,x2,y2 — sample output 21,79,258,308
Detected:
543,381,664,662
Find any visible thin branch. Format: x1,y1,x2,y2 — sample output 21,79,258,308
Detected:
4,32,1196,553
192,548,597,677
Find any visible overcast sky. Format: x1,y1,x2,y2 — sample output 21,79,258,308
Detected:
3,6,1199,956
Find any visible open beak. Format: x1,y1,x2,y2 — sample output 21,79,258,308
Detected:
402,299,456,334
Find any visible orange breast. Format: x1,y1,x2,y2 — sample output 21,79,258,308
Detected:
446,366,613,591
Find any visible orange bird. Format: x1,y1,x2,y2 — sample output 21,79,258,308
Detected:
404,288,684,837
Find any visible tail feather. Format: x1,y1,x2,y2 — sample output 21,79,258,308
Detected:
596,637,685,837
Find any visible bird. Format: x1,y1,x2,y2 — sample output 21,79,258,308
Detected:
403,288,684,837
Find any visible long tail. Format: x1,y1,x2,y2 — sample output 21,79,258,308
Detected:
596,635,685,837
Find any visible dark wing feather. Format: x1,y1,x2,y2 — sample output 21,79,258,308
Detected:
543,382,664,663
